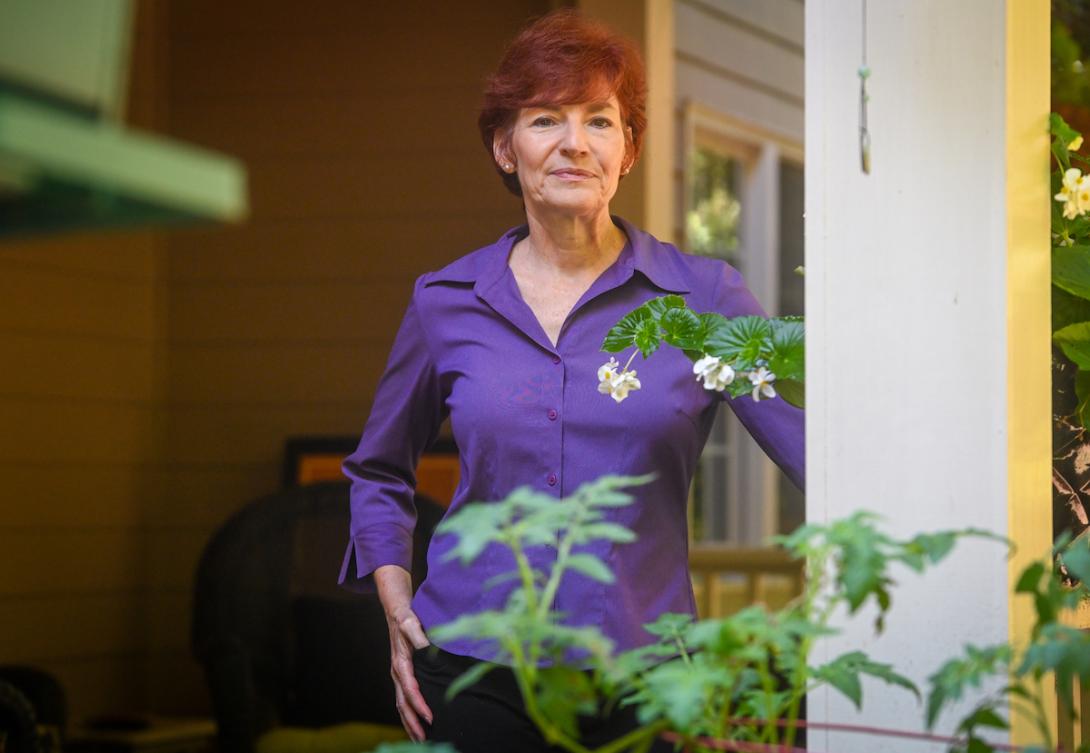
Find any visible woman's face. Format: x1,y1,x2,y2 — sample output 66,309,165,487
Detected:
499,95,630,220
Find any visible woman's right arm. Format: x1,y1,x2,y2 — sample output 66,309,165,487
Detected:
338,276,445,739
376,564,432,741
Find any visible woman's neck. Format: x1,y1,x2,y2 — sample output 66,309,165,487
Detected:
518,207,626,276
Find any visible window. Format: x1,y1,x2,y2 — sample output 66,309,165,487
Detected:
682,104,805,544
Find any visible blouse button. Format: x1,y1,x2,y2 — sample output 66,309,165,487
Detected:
552,355,561,364
547,473,558,487
547,409,558,421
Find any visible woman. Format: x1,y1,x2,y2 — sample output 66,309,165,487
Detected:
338,10,804,751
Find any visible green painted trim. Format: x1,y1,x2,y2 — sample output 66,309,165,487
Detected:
0,91,248,224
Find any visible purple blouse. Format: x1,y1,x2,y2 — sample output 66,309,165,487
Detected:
339,216,804,660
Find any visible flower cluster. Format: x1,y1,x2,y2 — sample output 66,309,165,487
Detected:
693,354,778,402
1056,166,1090,220
597,357,641,403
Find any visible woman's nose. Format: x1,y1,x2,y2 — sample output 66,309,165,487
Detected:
559,122,589,154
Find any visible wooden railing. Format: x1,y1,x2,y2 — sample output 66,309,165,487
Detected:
688,546,804,619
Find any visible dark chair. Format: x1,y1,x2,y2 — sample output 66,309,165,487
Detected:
191,481,443,753
0,664,67,753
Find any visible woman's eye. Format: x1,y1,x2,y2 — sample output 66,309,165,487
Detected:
590,117,613,128
532,116,555,127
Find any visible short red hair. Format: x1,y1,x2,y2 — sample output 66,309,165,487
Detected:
478,9,648,197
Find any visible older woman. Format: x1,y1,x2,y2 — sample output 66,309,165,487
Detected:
339,10,804,752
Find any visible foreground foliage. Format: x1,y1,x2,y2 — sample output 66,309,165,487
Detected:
381,475,1089,753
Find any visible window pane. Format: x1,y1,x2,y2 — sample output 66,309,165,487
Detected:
686,147,742,262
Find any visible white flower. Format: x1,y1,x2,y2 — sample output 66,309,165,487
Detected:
608,370,641,403
598,357,620,394
1055,167,1090,220
693,354,735,392
748,366,777,402
598,357,641,403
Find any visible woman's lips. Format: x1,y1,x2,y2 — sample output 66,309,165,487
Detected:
551,169,595,180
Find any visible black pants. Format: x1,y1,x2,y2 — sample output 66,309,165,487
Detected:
413,646,676,753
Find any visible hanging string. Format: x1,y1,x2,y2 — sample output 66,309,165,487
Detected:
859,0,871,174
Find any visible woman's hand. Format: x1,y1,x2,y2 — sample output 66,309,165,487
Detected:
375,565,433,741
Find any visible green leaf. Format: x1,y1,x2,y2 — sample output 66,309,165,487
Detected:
768,318,805,381
1053,112,1082,148
645,294,687,319
1015,561,1045,593
576,522,637,544
643,612,694,638
813,658,863,708
374,742,460,753
445,660,497,701
535,666,598,739
633,317,661,358
958,706,1009,732
660,306,703,351
1054,321,1090,369
925,644,1012,728
1076,370,1090,429
602,305,653,352
1059,536,1090,585
776,378,805,408
1053,245,1090,301
704,315,772,367
437,502,505,565
1053,285,1090,330
698,312,730,346
563,553,615,584
902,531,958,569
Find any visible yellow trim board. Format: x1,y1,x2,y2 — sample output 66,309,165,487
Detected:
1005,0,1053,746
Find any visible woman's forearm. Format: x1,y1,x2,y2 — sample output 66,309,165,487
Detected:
375,563,415,617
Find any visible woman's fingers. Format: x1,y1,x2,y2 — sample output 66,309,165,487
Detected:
388,608,434,737
393,679,426,741
393,629,434,725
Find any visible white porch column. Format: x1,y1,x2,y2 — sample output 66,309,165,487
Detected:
806,1,1050,751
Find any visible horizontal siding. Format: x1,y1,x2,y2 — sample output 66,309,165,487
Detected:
169,88,488,158
166,213,518,285
675,0,804,143
676,0,803,103
3,333,156,402
0,592,146,662
0,265,158,342
143,526,217,593
0,399,160,463
145,462,279,528
165,28,521,98
164,403,367,465
168,342,392,404
0,230,161,282
165,0,545,38
38,653,147,724
168,280,410,343
0,466,155,528
683,0,803,50
231,154,511,222
0,529,145,596
677,56,804,144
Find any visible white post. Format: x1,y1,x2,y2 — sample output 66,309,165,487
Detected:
805,1,1049,750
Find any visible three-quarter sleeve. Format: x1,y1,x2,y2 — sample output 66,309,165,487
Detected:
709,262,806,491
338,275,446,593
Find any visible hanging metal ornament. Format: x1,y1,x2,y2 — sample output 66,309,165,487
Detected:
859,0,871,174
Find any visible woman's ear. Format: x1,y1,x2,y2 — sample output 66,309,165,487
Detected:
493,130,516,173
621,126,635,175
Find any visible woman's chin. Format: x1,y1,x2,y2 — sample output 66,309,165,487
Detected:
537,193,609,218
